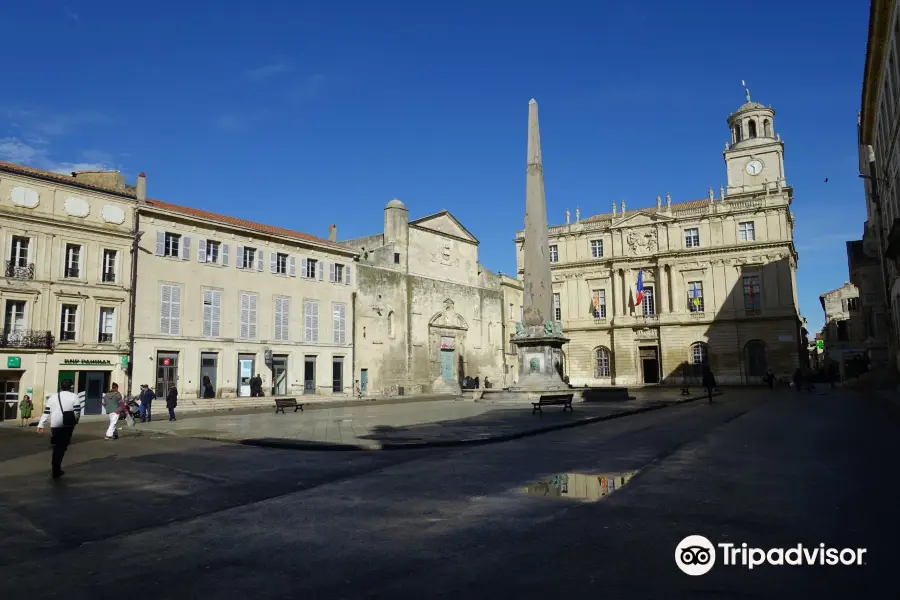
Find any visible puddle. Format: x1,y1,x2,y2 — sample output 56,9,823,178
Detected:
523,470,640,502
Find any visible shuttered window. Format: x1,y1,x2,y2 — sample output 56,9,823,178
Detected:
240,292,258,339
159,283,182,335
202,289,222,337
333,302,347,344
274,296,290,341
304,300,318,342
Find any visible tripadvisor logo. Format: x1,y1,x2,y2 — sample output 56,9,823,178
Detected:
675,535,867,576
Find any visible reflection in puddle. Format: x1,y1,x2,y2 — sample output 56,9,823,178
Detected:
523,471,640,501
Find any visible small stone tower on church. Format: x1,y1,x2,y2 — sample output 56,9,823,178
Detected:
384,198,409,269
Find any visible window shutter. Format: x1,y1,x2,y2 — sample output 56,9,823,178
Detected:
236,246,244,269
301,257,308,279
202,289,213,337
329,262,335,283
270,252,277,274
182,236,191,260
257,251,264,272
160,284,171,334
170,285,182,335
211,290,221,337
289,255,296,277
240,293,250,339
274,298,283,340
222,244,230,267
317,260,324,281
198,239,207,263
155,232,165,256
311,302,318,342
345,264,352,286
248,294,258,338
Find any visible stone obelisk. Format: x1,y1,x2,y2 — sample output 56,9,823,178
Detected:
511,99,569,393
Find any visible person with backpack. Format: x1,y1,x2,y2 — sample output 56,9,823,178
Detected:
36,379,81,479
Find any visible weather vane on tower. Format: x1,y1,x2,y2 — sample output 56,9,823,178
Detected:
741,80,751,103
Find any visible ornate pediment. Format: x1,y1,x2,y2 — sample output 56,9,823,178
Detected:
428,298,469,330
410,211,478,244
610,211,674,230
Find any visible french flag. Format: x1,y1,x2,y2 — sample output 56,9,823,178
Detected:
635,268,644,306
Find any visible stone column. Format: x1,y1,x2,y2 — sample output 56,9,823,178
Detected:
658,264,669,314
610,268,619,317
521,99,553,328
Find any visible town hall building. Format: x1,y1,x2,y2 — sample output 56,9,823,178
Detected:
517,92,804,386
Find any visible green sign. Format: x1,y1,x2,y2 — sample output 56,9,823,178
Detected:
121,355,129,368
6,356,21,368
816,340,824,349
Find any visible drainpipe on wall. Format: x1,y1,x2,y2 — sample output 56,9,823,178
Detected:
351,290,356,395
126,173,147,399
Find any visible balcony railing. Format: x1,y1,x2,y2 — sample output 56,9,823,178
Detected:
0,330,55,350
64,267,80,278
99,333,114,343
641,314,659,323
102,271,116,283
4,261,34,280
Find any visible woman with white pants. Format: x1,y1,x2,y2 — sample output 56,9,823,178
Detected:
103,383,123,440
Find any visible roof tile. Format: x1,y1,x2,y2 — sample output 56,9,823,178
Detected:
145,199,348,251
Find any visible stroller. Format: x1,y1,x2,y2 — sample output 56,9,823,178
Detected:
117,395,140,427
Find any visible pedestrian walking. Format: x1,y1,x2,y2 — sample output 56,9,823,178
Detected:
36,378,81,479
19,394,33,427
792,368,802,393
764,368,775,389
702,364,717,405
139,384,155,422
104,383,123,440
166,384,178,421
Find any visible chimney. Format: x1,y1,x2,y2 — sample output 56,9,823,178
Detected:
328,224,337,242
136,172,147,201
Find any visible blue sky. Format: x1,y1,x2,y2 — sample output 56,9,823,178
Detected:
2,0,870,332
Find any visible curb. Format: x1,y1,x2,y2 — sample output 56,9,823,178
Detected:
234,392,718,451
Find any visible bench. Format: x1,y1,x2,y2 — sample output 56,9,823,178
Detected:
274,398,304,414
532,393,574,415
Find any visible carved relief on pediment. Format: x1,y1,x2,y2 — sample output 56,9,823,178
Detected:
625,228,658,255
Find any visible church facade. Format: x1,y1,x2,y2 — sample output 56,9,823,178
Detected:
343,200,522,396
516,94,803,386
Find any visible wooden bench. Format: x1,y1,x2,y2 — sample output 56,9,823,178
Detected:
274,398,304,414
532,393,574,415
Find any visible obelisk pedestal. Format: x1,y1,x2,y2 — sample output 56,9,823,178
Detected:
508,99,570,394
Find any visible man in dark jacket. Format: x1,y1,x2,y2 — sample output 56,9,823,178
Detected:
139,384,155,422
702,365,717,405
166,385,178,421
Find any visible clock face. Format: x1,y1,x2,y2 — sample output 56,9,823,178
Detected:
746,159,763,176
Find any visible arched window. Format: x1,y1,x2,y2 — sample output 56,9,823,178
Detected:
744,339,767,377
690,342,709,376
734,124,743,143
595,347,611,378
748,119,757,138
763,119,772,137
387,311,395,338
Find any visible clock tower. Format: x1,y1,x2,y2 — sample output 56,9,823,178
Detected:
723,86,786,196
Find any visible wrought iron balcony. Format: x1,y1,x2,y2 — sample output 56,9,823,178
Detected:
641,314,659,323
99,333,114,343
0,330,55,350
4,261,35,279
101,271,116,283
